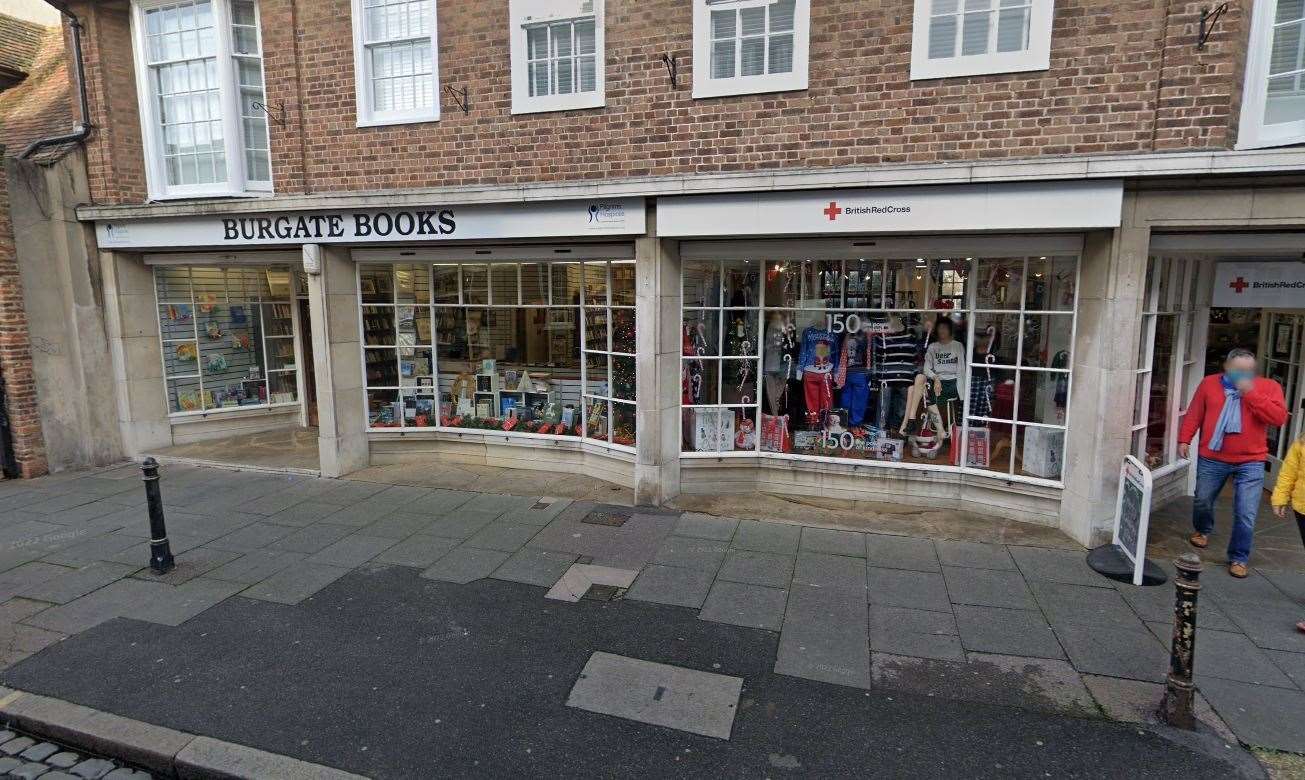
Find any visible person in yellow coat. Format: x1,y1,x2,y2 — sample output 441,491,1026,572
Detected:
1269,432,1305,634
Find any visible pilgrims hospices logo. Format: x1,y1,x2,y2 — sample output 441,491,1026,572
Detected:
587,202,627,228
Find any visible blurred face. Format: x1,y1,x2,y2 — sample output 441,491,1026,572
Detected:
936,321,953,343
1224,355,1258,382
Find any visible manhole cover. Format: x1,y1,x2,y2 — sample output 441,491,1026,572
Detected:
581,511,629,527
582,584,624,601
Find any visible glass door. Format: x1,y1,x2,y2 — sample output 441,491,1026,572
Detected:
1259,310,1305,483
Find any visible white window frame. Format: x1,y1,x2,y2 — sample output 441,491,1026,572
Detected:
1238,0,1305,149
692,0,809,99
350,0,441,127
130,0,273,200
909,0,1054,81
509,0,605,115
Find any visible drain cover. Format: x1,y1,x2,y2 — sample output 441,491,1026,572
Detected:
581,511,629,527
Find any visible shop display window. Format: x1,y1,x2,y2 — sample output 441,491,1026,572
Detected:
1131,257,1201,471
682,254,1079,484
362,260,636,449
154,265,299,415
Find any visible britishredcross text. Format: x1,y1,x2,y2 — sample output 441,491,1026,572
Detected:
221,210,457,241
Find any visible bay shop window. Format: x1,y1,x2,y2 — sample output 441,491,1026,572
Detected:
154,265,300,415
681,250,1079,484
360,259,637,450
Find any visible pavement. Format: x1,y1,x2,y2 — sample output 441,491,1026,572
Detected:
0,462,1300,778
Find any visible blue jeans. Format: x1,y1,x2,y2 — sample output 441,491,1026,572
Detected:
1192,457,1265,564
840,371,871,427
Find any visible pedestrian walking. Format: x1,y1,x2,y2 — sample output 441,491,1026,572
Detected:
1178,348,1288,578
1269,428,1305,633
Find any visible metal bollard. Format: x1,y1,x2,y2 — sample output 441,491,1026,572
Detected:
141,458,175,574
1161,552,1203,729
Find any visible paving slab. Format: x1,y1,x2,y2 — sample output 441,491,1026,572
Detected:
1031,581,1148,630
1259,568,1305,603
37,533,144,567
1200,569,1292,607
420,547,511,585
799,527,867,558
306,535,397,568
715,550,794,589
359,512,438,539
651,536,729,571
423,512,500,542
672,513,739,542
943,566,1037,611
953,604,1064,660
1051,621,1166,682
544,564,639,602
19,579,161,634
0,599,52,624
128,547,245,586
872,653,1098,718
526,509,676,570
313,480,390,506
1199,676,1305,753
866,567,952,613
730,521,801,555
1223,600,1305,652
935,540,1017,571
0,563,77,602
267,523,356,555
1079,675,1236,743
1009,546,1109,587
203,550,308,585
370,535,460,570
791,553,866,594
1115,582,1240,632
121,577,245,626
203,522,298,553
697,581,786,632
490,548,579,588
1143,623,1299,689
566,652,743,740
262,502,342,528
869,606,964,662
240,563,351,605
464,521,543,553
1266,650,1305,692
864,534,940,573
626,565,716,609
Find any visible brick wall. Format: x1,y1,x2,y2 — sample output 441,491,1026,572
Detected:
0,153,49,478
74,0,1249,206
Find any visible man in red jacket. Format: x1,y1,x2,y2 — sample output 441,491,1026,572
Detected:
1178,348,1289,577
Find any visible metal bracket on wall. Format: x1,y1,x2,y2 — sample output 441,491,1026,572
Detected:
661,53,679,88
251,100,287,127
1198,2,1231,49
445,84,470,114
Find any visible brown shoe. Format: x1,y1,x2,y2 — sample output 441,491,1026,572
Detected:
1297,621,1305,634
1189,533,1209,549
1229,562,1249,578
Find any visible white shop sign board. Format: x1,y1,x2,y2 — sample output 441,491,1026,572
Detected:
657,180,1123,237
1112,455,1154,586
1212,261,1305,308
94,198,646,250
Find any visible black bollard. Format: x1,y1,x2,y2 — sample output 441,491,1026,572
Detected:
1161,552,1202,729
141,458,175,574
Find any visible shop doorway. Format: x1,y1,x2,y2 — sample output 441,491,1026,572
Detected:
1257,310,1305,482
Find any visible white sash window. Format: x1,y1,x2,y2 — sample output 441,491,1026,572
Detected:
910,0,1054,81
692,0,809,98
510,0,605,114
351,0,440,126
131,0,272,199
1240,0,1305,148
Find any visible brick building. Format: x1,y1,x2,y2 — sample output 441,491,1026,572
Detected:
37,0,1305,549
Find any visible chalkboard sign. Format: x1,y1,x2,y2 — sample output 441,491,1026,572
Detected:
1112,456,1154,586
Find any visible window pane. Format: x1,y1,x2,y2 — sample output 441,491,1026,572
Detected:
575,19,596,54
521,264,548,305
961,11,990,56
491,264,519,305
770,0,796,32
1017,425,1064,480
740,37,765,76
462,265,488,305
768,34,794,74
578,55,597,92
1016,370,1069,426
611,263,636,306
712,40,736,79
712,8,736,38
995,5,1029,52
740,7,766,36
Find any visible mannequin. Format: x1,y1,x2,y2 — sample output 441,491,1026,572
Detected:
797,322,840,429
835,325,874,427
875,314,919,432
763,312,798,416
903,318,966,437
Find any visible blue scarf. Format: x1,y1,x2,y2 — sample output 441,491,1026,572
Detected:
1208,375,1242,452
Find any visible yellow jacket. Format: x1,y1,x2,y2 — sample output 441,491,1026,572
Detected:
1272,440,1305,514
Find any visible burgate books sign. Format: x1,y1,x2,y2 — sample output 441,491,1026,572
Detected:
95,198,646,249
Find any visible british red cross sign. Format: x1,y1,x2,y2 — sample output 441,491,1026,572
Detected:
823,201,842,221
1213,261,1305,308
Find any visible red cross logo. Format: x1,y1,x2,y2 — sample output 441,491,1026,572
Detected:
1229,276,1250,294
823,201,843,221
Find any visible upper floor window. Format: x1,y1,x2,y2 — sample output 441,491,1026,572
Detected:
350,0,440,126
1239,0,1305,149
692,0,809,99
910,0,1054,80
131,0,272,200
509,0,605,114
